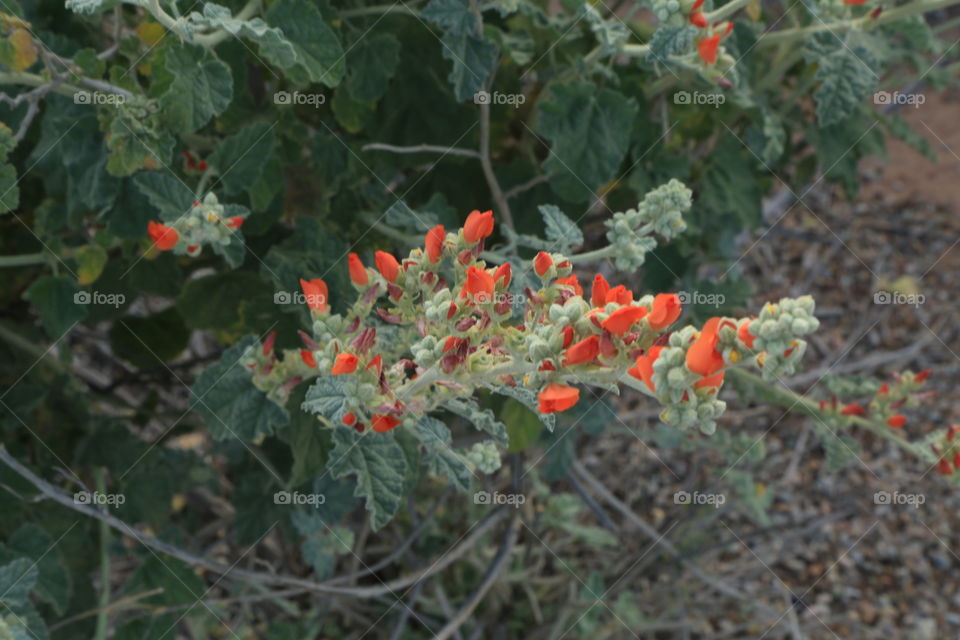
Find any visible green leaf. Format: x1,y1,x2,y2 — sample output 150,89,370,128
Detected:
190,336,289,440
580,4,628,55
488,384,555,431
291,511,354,578
209,121,277,196
648,25,696,60
425,448,472,492
501,398,543,452
328,429,408,530
175,270,273,330
539,204,583,251
109,309,190,369
64,0,105,14
301,377,350,426
285,385,331,485
23,276,86,338
537,81,638,202
411,416,473,491
444,397,508,446
266,0,346,87
133,171,195,222
346,33,401,102
0,558,37,608
4,525,69,615
439,29,497,102
187,3,298,69
152,43,233,134
0,123,19,214
805,32,879,127
422,0,478,35
699,134,762,231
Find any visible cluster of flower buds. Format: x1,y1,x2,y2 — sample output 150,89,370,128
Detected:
820,369,933,431
604,179,692,271
931,424,960,476
146,192,245,257
237,202,819,444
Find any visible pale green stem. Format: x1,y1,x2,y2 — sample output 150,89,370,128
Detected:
704,0,754,23
0,252,48,267
728,368,932,461
758,0,960,46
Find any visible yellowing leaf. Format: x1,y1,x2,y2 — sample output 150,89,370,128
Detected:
0,13,31,30
75,245,108,285
8,28,37,71
136,21,165,47
746,0,762,21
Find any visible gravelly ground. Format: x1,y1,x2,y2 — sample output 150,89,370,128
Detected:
577,88,960,639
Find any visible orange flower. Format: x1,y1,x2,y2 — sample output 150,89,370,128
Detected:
915,369,931,382
561,326,574,348
604,285,633,306
937,458,953,475
627,345,662,392
690,11,708,27
602,305,648,335
348,253,368,286
698,34,720,64
366,354,383,375
647,293,681,330
425,225,445,263
372,414,401,432
686,317,725,376
844,0,866,4
300,349,317,368
537,384,580,414
695,371,725,391
375,250,400,282
555,274,582,296
493,262,511,288
147,221,179,251
299,278,329,312
331,353,359,375
226,216,245,228
342,412,358,426
738,320,755,349
463,209,494,243
591,274,610,308
461,266,495,303
534,251,553,276
840,403,866,416
887,414,906,428
564,335,599,366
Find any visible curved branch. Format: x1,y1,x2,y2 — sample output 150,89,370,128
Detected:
362,143,482,159
0,446,509,598
572,460,745,600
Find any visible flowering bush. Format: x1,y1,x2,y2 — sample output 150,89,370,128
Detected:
0,0,956,636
